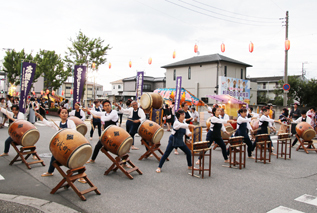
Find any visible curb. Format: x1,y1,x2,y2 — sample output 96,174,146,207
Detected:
0,193,79,213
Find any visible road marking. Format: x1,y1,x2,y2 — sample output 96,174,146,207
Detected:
267,206,304,213
295,194,317,207
0,174,4,180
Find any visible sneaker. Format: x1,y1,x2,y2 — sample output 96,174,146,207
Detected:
90,137,92,140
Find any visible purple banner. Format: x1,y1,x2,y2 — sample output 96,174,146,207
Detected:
174,76,182,112
136,71,144,101
151,108,163,126
73,65,86,108
19,62,36,113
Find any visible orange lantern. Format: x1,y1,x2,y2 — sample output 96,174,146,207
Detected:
148,57,152,65
109,62,111,69
173,51,176,59
249,42,254,53
285,40,290,50
46,89,49,95
61,90,64,96
13,92,16,96
129,61,132,68
70,89,73,95
52,91,55,96
41,90,43,95
194,44,198,53
170,91,175,99
32,91,35,96
92,62,96,69
221,43,225,53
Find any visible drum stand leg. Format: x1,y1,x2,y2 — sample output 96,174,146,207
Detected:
101,148,142,180
50,162,101,201
9,143,45,169
138,139,169,162
296,135,317,154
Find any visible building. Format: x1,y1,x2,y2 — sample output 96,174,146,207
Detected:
162,53,253,104
110,75,166,102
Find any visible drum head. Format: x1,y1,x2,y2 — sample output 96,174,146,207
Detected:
140,93,151,110
67,144,92,169
21,129,40,146
117,137,133,156
302,129,316,141
77,124,87,136
152,128,164,144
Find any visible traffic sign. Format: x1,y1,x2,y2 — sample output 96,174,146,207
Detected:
283,83,290,91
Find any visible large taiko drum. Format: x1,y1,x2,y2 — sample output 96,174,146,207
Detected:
251,119,271,134
221,123,234,140
8,120,40,146
68,117,87,136
100,125,133,156
50,129,92,169
296,122,316,141
138,120,164,144
140,93,163,110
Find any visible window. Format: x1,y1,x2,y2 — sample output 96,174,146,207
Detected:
241,69,244,79
173,69,176,81
113,85,115,89
88,88,93,91
143,84,151,91
224,66,227,77
263,83,266,89
275,82,279,88
66,86,71,89
188,67,191,80
118,85,121,89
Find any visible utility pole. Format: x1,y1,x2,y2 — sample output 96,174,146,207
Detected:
283,11,289,106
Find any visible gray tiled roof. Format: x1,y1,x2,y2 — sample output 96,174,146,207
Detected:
248,75,301,82
161,53,252,68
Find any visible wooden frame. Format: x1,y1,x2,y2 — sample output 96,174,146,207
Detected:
139,139,168,162
295,135,317,154
255,140,272,164
229,143,246,169
276,137,292,159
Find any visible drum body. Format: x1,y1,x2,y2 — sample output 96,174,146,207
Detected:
251,119,271,134
50,129,92,169
138,120,164,144
296,122,316,141
256,134,270,142
193,141,210,150
8,120,40,146
206,117,212,130
140,93,163,110
221,123,234,140
278,133,290,139
100,125,133,156
68,117,87,136
229,136,244,145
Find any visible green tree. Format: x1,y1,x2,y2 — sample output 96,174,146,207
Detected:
2,49,41,86
64,30,111,104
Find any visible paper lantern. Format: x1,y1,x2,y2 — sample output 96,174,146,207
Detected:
148,57,152,65
173,51,176,59
249,42,254,53
70,89,73,95
41,91,43,95
61,90,64,96
109,62,111,69
285,40,290,50
32,91,35,96
16,92,19,96
52,91,55,96
13,92,16,96
194,44,198,53
46,89,49,95
221,43,225,53
92,62,96,69
129,61,132,68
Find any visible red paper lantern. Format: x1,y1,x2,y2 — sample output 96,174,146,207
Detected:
194,44,198,53
148,57,152,65
61,90,64,96
32,91,35,96
249,42,254,53
285,40,290,50
221,43,225,53
129,61,132,68
52,91,55,96
41,91,43,95
46,89,49,95
13,92,16,96
173,51,176,59
109,62,111,69
16,92,19,96
70,89,73,95
92,62,96,69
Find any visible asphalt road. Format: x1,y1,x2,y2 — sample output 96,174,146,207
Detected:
0,116,317,213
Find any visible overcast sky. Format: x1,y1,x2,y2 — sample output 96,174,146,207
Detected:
1,0,316,90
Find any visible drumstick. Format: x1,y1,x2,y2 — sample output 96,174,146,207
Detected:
51,119,61,130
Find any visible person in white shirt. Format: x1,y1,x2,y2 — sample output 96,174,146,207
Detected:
89,100,102,140
156,109,195,173
190,107,199,125
0,105,25,156
248,107,259,119
291,110,312,147
219,108,229,121
116,101,146,150
63,99,69,110
69,102,86,121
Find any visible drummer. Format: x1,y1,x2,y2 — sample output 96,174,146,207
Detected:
0,105,26,157
291,110,311,147
175,102,192,155
69,102,85,121
83,100,118,163
34,108,89,183
234,108,254,158
89,100,102,140
116,101,146,150
277,108,290,134
156,109,195,173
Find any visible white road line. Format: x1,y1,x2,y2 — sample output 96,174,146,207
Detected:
0,174,4,180
295,194,317,207
267,206,304,213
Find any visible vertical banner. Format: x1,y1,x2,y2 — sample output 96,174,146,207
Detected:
174,76,182,112
151,108,163,126
73,65,86,109
136,71,144,101
19,62,36,113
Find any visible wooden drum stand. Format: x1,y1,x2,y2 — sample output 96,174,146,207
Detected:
295,135,317,154
10,143,45,169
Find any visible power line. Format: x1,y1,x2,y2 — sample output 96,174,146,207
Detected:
165,0,280,26
178,0,279,24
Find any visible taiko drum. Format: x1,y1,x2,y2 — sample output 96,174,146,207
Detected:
251,119,271,134
229,136,244,146
140,93,163,110
137,120,164,144
50,129,92,169
68,116,88,136
100,125,133,156
8,120,40,146
296,122,316,141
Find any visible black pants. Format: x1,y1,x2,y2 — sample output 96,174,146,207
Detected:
292,137,298,147
118,113,123,125
91,140,103,161
206,130,228,160
90,121,101,137
127,120,140,145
